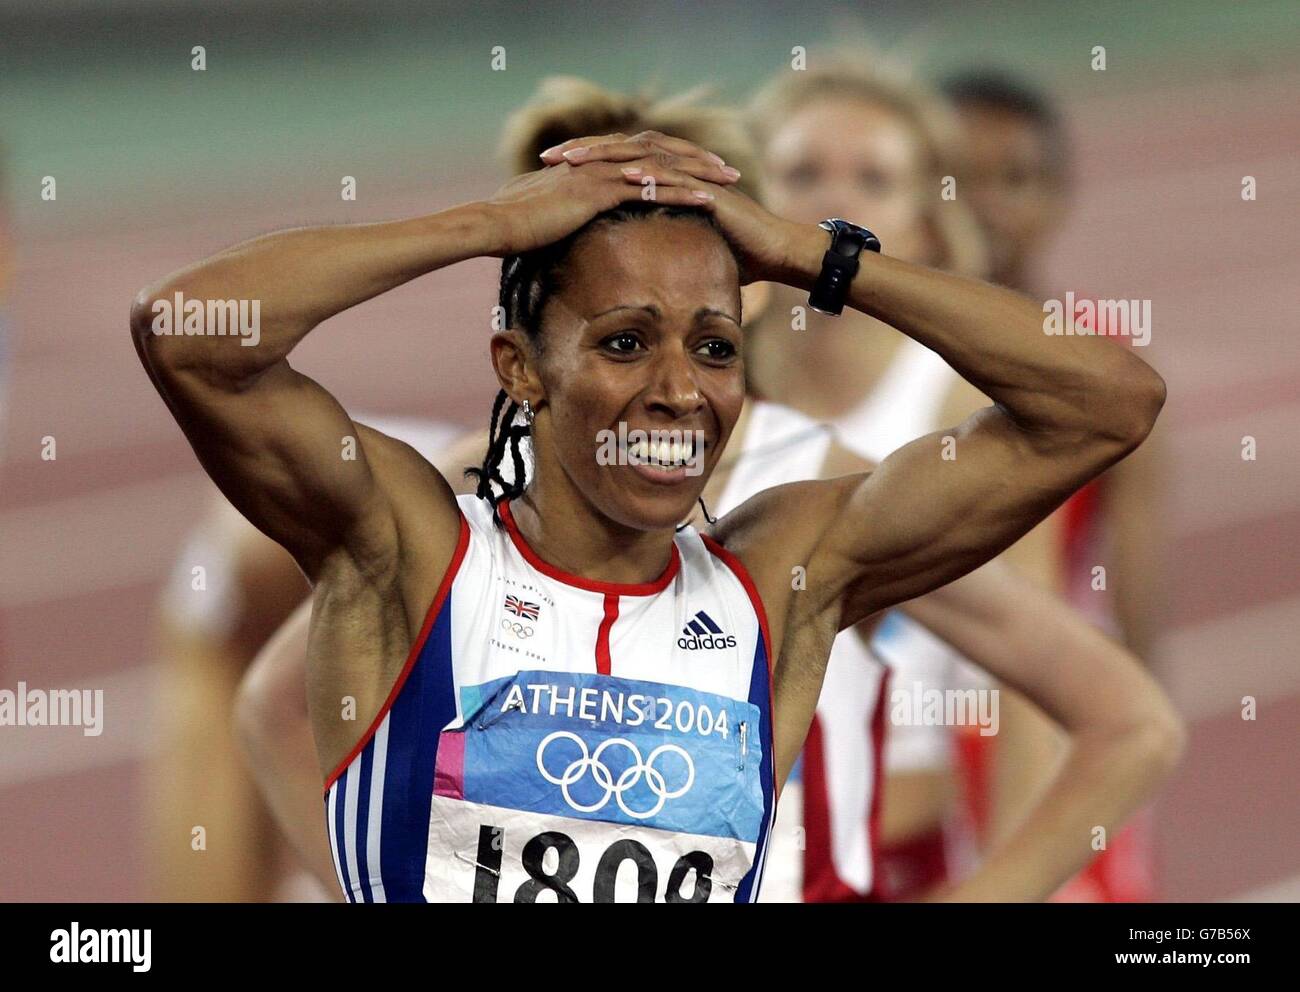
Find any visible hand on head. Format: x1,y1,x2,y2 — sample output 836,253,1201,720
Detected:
490,129,805,286
486,130,737,256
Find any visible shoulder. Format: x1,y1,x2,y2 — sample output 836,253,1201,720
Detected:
355,421,454,506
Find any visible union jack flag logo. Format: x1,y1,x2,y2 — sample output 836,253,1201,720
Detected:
504,595,540,620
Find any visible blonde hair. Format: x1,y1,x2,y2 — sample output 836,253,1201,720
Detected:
748,52,987,277
499,75,762,200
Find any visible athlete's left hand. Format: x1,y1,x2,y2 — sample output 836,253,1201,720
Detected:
540,130,819,286
698,178,819,287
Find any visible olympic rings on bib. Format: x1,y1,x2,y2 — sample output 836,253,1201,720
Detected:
536,731,695,820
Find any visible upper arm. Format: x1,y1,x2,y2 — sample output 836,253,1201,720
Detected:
708,476,859,650
937,375,1063,592
238,597,313,739
198,495,311,653
137,336,446,574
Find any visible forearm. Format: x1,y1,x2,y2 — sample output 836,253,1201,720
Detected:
930,722,1181,902
901,562,1183,897
243,716,341,898
1104,432,1168,660
988,690,1067,847
778,227,1164,438
131,201,499,380
234,606,342,897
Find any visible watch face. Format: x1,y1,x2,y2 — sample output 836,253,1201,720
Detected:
830,220,880,254
822,219,874,257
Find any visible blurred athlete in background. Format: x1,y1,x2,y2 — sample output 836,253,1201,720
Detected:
942,69,1169,901
744,53,1077,898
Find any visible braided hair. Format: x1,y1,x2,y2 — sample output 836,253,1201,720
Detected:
465,201,726,525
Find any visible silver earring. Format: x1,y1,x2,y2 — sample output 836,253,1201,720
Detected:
522,399,535,426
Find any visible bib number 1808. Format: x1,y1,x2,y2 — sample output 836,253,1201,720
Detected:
471,824,715,903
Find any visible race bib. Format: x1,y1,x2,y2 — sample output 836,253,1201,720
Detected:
426,670,766,902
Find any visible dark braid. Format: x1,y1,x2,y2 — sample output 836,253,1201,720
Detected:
463,389,530,525
466,201,730,525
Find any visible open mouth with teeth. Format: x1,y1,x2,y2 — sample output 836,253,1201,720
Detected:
625,436,697,468
616,431,708,483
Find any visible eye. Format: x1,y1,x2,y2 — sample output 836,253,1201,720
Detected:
601,330,645,355
780,163,820,189
1002,165,1034,189
856,167,894,194
696,338,737,362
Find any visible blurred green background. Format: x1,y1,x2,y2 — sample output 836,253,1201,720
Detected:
3,0,1297,232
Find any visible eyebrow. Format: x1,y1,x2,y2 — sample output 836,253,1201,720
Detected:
590,304,740,326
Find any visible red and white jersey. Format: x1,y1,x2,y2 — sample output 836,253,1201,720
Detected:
324,494,778,903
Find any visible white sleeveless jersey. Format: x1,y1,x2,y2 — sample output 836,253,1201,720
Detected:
829,338,956,465
324,493,778,903
712,401,890,903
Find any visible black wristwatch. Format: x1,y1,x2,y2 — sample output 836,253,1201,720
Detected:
808,218,881,316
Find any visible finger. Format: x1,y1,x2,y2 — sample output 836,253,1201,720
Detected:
537,133,628,165
539,130,729,169
628,130,728,168
608,182,718,211
579,147,740,186
552,138,738,184
613,156,739,190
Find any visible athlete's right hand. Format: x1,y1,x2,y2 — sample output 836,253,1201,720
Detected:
482,131,740,257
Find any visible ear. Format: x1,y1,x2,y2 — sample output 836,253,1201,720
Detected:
740,281,773,327
489,330,543,408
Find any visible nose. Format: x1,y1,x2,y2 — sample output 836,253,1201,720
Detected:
644,344,705,421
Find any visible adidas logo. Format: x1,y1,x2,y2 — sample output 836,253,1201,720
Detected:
678,610,737,651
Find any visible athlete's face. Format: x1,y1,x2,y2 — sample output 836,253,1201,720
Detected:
952,102,1065,281
532,216,745,531
762,97,933,265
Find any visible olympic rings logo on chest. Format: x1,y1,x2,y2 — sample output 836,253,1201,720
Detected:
536,731,695,820
500,617,535,639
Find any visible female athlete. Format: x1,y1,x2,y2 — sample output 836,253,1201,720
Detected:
131,127,1165,902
